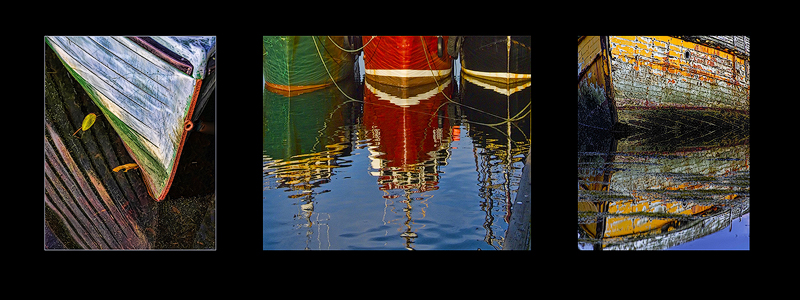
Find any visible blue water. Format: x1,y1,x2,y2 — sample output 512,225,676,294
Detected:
668,213,750,250
263,124,528,250
263,54,530,250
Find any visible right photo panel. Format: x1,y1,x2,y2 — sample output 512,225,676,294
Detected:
578,36,750,250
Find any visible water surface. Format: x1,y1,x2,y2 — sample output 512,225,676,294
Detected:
578,109,750,250
263,56,531,250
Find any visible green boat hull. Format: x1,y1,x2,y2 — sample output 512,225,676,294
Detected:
263,36,354,91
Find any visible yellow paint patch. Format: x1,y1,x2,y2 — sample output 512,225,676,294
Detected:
612,36,636,47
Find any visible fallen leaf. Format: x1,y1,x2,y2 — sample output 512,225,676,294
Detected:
82,113,96,131
73,113,97,136
724,194,739,200
112,163,139,172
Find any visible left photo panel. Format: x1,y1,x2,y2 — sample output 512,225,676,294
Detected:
44,36,216,249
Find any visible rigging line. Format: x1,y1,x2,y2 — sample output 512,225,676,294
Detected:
419,36,454,102
316,36,344,66
420,36,528,124
507,36,511,85
327,35,376,53
314,36,530,130
312,36,362,103
362,36,382,67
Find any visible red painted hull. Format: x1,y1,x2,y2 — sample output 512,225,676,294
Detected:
362,36,452,87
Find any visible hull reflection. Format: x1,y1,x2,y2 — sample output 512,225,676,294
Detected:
362,78,453,249
578,111,749,250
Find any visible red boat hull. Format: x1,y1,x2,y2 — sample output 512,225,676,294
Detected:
362,36,453,87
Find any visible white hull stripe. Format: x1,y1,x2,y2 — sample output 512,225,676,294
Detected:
366,68,451,78
462,75,531,96
366,77,452,107
461,67,531,80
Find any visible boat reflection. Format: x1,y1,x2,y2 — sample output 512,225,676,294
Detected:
362,77,453,249
578,110,749,250
460,73,531,249
263,80,357,250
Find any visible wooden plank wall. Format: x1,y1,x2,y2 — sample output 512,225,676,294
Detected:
45,46,155,249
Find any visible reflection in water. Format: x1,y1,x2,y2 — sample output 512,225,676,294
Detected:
461,73,531,248
362,78,453,249
578,109,749,250
263,80,357,250
264,55,531,250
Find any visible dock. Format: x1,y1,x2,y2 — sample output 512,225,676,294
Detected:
45,46,154,249
503,148,531,250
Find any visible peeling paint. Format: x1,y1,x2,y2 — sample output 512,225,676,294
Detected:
609,36,749,111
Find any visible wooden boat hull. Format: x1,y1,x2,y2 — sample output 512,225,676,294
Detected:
578,36,618,129
362,36,452,87
609,36,749,112
46,36,216,201
263,36,355,93
460,36,531,84
460,73,532,141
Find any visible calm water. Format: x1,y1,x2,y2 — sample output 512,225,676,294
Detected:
263,56,531,250
578,109,750,250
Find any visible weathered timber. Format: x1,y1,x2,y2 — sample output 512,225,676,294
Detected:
45,46,155,249
609,36,749,111
578,36,618,130
503,148,531,250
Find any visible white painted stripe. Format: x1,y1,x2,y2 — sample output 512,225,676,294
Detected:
365,68,451,78
461,67,531,80
463,74,531,96
366,77,451,107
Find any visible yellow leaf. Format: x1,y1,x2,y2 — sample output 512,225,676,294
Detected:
82,113,97,131
724,194,739,200
73,113,97,136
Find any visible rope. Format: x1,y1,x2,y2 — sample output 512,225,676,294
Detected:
420,36,531,127
311,36,362,102
327,36,376,53
311,36,530,133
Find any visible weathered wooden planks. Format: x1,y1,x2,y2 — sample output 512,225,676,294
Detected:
45,46,154,249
